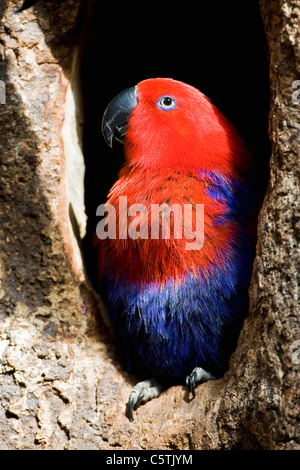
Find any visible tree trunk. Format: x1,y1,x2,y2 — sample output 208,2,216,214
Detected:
0,0,299,450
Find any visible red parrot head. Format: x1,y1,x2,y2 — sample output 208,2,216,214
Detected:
102,78,251,176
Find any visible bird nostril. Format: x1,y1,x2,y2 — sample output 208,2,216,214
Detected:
115,123,127,143
116,123,126,131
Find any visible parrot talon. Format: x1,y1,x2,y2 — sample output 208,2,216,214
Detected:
127,396,139,422
126,379,164,421
127,391,146,421
186,367,216,398
186,373,196,398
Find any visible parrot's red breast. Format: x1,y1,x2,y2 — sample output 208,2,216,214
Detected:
103,166,237,284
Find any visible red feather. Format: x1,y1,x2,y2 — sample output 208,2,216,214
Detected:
102,167,237,285
125,78,252,179
98,78,252,285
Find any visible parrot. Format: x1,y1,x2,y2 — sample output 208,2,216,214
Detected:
98,78,256,420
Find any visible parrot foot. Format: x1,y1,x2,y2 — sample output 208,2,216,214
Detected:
186,367,216,398
127,378,164,421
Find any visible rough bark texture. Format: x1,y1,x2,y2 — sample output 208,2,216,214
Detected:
0,0,299,450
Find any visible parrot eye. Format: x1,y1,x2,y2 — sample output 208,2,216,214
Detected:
157,95,177,111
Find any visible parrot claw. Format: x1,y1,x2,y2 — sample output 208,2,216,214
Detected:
186,367,216,398
126,378,164,421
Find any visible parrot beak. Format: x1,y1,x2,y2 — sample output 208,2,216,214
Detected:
101,86,137,148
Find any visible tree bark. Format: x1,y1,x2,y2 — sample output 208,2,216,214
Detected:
0,0,299,450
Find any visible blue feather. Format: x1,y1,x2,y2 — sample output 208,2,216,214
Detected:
104,233,254,384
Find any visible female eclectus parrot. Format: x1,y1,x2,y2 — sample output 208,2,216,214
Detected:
98,78,256,420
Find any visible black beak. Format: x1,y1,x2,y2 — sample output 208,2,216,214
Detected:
101,86,137,148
